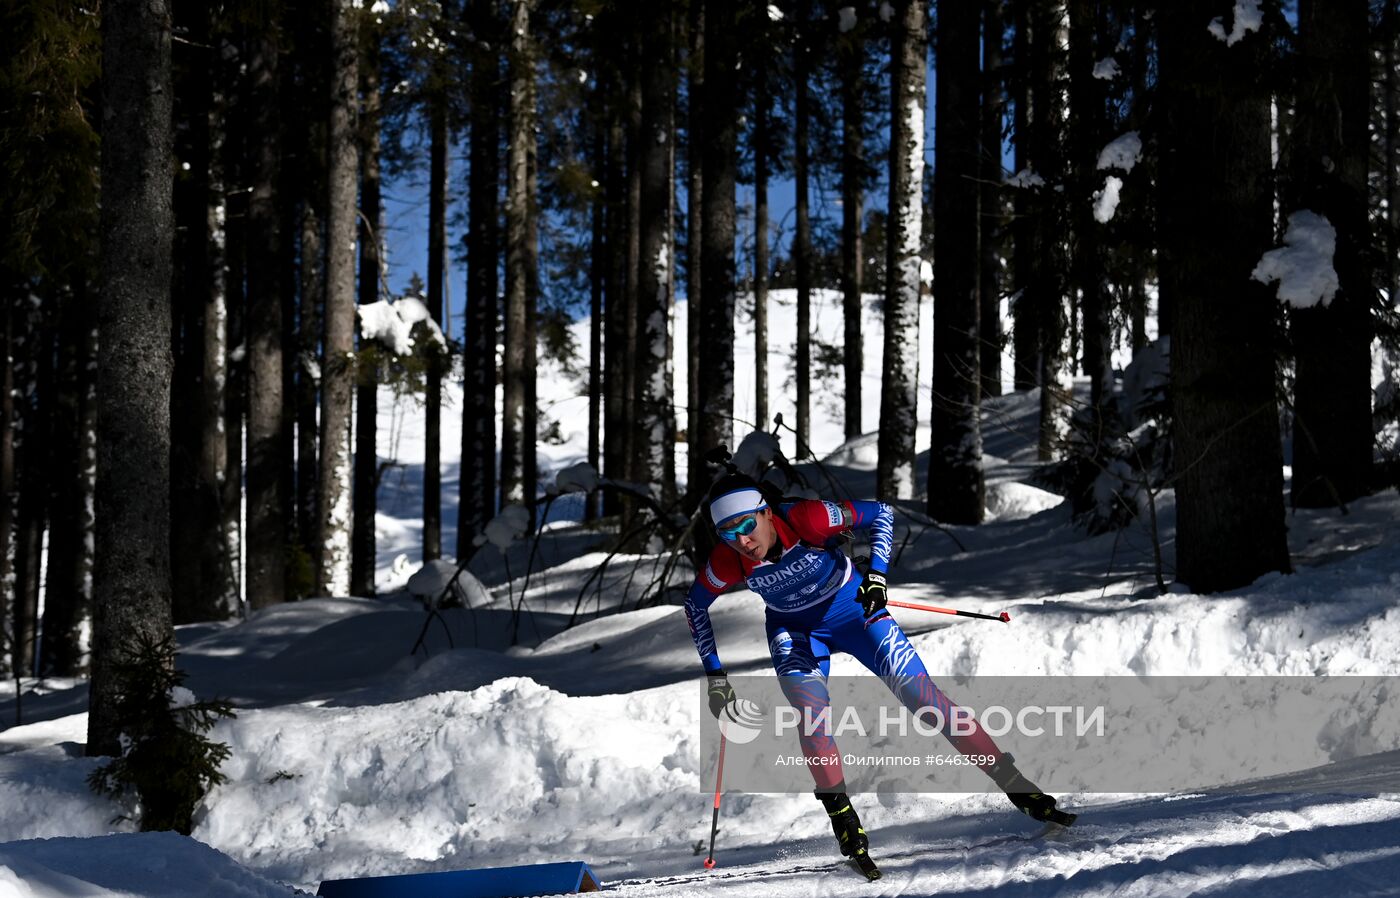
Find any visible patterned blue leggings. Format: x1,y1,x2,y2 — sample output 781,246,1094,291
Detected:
765,590,1001,790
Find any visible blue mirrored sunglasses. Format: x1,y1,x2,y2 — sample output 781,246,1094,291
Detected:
717,515,759,541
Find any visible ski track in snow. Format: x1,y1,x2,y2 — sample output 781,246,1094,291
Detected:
0,289,1397,897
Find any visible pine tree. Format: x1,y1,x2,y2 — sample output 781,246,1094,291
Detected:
1009,0,1039,391
351,16,384,599
318,0,360,597
1029,0,1070,461
90,0,176,757
424,43,449,560
979,0,1008,399
459,0,501,557
837,1,870,440
500,0,537,511
928,0,985,524
1288,0,1374,508
169,0,211,624
247,1,288,609
289,0,329,592
792,0,813,450
696,0,739,481
685,0,706,504
41,284,95,674
1158,0,1289,592
1067,0,1110,408
877,0,926,500
752,0,772,432
634,3,678,506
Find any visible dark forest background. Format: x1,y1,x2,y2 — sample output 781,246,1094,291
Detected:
1,0,1398,755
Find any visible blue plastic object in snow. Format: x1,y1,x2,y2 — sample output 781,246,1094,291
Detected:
316,861,602,898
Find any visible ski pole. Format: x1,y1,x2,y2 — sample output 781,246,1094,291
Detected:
703,727,728,869
886,599,1011,623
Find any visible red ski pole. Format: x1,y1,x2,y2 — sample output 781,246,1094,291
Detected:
703,727,728,869
886,598,1012,623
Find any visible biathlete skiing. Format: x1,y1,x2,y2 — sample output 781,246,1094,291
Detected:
685,471,1073,873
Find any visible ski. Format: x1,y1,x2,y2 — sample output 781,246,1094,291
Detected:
1043,809,1078,828
850,848,882,881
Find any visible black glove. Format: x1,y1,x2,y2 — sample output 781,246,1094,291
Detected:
856,570,888,617
707,671,736,719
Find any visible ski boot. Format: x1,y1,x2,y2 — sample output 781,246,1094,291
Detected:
816,788,869,857
987,754,1076,826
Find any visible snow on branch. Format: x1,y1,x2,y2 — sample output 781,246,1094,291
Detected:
1251,211,1339,308
1096,132,1142,173
551,461,601,495
477,504,532,550
1007,168,1046,189
356,296,447,356
1208,0,1263,46
1093,176,1124,224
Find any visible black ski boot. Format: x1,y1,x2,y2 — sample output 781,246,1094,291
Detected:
987,754,1076,826
816,788,869,857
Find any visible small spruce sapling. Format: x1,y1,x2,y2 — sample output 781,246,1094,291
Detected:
87,634,236,834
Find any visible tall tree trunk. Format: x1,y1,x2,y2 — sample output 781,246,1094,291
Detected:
351,22,382,598
928,0,984,524
686,0,705,503
665,19,679,497
277,28,301,598
1386,0,1400,307
1127,2,1151,351
753,2,770,432
877,0,926,500
587,105,604,522
424,79,447,560
14,305,49,676
793,0,812,451
224,102,246,608
696,0,738,477
247,10,287,609
169,2,207,625
40,287,90,675
1068,0,1110,409
202,37,235,616
289,0,325,590
1289,0,1373,508
602,80,627,516
524,60,540,521
635,5,677,507
1158,0,1289,593
979,0,1006,398
0,299,13,675
318,0,358,597
297,203,322,585
90,0,175,757
501,0,535,511
1010,0,1038,391
838,9,866,440
1031,0,1070,461
76,313,98,651
459,0,500,558
623,63,642,490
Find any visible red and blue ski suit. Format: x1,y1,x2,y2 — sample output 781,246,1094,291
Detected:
684,498,1004,790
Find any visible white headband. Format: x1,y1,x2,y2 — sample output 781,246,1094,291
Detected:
710,488,768,526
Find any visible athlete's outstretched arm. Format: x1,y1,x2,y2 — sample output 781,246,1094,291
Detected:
683,580,724,674
684,549,741,674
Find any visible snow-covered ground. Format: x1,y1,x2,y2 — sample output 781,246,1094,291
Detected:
3,289,1398,896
